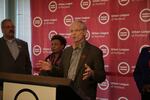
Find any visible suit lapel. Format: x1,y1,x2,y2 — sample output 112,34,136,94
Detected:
15,39,22,60
147,48,150,68
1,38,15,60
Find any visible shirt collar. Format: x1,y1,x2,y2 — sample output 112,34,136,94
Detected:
72,40,85,50
4,37,16,43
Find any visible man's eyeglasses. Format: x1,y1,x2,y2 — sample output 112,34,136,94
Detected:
69,29,84,33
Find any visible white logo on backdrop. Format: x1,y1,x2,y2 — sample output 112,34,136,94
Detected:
118,28,130,40
98,79,109,90
98,12,110,24
48,1,57,12
118,0,130,6
33,17,42,27
86,30,91,40
99,45,109,58
80,0,91,10
33,45,41,56
118,96,128,100
48,30,58,40
64,15,74,26
139,8,150,22
118,62,130,75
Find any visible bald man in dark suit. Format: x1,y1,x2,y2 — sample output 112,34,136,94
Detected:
38,20,106,100
0,19,32,74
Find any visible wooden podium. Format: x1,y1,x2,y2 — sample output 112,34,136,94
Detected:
0,72,82,100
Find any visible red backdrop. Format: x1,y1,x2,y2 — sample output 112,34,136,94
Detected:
31,0,150,99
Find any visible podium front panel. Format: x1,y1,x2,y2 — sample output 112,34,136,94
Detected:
3,82,56,100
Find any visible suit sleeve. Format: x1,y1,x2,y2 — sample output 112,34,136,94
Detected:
39,65,64,77
24,42,32,74
92,48,106,83
133,47,150,93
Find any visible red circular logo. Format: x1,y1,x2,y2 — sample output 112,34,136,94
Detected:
64,15,74,26
98,12,110,24
33,45,41,56
99,45,109,58
33,17,42,27
118,0,130,6
118,28,130,40
48,30,58,40
80,0,91,9
140,8,150,22
98,79,109,90
48,1,57,12
118,62,130,75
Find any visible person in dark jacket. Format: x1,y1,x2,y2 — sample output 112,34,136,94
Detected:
0,19,32,74
36,34,66,76
134,47,150,100
37,20,106,100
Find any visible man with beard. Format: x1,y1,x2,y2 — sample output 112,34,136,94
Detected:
0,19,32,74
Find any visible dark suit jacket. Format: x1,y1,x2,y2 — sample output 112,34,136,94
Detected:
0,37,32,74
133,47,150,93
39,51,63,77
60,41,106,100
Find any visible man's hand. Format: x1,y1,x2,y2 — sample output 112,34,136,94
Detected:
82,64,94,80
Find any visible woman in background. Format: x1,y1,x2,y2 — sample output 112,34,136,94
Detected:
36,34,66,77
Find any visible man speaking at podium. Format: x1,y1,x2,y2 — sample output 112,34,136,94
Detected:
38,20,106,100
0,19,32,74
